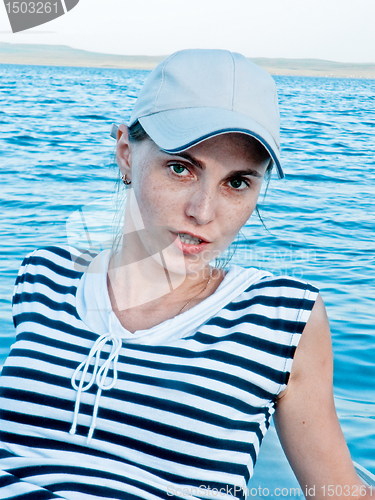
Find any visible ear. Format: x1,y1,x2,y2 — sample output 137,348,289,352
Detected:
116,124,132,180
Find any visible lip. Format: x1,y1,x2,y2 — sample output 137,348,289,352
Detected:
170,231,211,255
171,230,211,244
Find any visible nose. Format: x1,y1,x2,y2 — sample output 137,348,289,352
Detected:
185,184,217,225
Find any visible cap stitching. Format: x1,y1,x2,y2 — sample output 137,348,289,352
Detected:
230,52,235,111
153,52,179,114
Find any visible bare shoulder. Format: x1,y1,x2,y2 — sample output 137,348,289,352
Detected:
303,292,330,338
278,293,332,400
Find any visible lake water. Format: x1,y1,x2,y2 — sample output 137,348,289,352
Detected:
0,63,374,494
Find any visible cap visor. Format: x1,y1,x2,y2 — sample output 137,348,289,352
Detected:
138,107,284,179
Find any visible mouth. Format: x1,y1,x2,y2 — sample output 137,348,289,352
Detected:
170,231,210,255
177,232,206,245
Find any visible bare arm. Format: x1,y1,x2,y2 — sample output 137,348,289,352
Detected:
274,294,373,499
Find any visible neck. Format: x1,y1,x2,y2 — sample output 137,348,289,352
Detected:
108,242,212,314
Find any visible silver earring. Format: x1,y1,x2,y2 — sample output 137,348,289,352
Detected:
121,174,131,185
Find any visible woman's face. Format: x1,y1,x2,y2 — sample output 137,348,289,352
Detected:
117,128,269,277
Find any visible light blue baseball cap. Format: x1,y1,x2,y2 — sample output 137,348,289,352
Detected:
126,49,283,178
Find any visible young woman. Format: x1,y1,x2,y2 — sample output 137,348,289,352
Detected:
0,49,372,499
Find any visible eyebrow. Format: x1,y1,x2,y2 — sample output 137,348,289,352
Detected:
226,168,263,178
162,151,204,170
160,150,262,178
162,151,263,178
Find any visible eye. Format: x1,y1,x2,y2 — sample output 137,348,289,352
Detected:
228,177,250,190
168,163,189,176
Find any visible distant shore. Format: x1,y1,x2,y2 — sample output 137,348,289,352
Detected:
1,42,374,79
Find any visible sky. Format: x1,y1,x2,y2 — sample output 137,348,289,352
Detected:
0,0,374,63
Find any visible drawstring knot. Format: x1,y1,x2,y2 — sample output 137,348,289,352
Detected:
70,333,122,442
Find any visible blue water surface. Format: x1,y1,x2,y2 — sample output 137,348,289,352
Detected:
0,64,374,492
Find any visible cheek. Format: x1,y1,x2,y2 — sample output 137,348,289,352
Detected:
222,197,257,235
135,180,173,228
136,168,188,220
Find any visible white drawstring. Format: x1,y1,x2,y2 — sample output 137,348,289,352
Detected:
70,333,122,442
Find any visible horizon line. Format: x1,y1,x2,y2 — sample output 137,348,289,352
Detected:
0,41,374,66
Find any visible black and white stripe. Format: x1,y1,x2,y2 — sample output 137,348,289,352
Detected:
0,246,319,499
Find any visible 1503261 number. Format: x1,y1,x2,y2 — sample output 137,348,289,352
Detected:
5,2,59,14
321,484,373,497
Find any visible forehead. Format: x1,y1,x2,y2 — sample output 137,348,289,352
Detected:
177,133,270,165
132,131,270,170
189,132,259,151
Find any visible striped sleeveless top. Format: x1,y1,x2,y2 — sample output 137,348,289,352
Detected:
0,246,319,499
